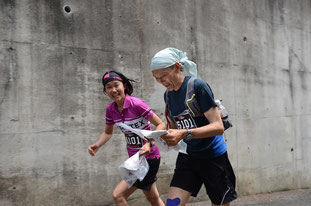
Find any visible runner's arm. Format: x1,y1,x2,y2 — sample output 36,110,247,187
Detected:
139,113,165,155
148,113,166,131
185,106,224,139
88,124,114,156
163,106,224,146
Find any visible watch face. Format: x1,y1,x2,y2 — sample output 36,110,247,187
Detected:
185,135,191,141
185,129,192,141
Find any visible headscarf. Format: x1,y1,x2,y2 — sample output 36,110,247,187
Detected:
150,47,197,77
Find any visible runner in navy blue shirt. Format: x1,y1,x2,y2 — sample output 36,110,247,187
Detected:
151,48,237,206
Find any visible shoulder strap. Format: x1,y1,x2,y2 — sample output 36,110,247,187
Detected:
165,90,173,129
185,76,196,101
186,77,233,130
185,77,203,117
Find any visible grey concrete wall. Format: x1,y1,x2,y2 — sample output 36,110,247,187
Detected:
0,0,310,205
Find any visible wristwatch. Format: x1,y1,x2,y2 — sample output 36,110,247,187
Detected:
184,129,193,141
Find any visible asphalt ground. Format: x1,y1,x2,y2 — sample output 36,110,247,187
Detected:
186,188,311,206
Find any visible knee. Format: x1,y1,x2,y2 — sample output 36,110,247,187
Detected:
166,197,181,206
112,190,126,203
146,194,160,204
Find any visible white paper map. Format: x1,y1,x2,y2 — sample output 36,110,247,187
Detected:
116,122,187,153
119,151,149,188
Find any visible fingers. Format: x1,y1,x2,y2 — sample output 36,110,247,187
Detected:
162,136,172,146
139,145,150,156
139,150,150,156
161,132,175,146
163,136,180,146
139,150,146,156
88,145,97,156
88,148,95,156
166,141,178,146
161,134,169,142
163,129,185,146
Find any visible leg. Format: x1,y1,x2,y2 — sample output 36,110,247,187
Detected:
203,153,237,206
142,182,165,206
112,180,137,206
166,186,191,206
167,153,201,206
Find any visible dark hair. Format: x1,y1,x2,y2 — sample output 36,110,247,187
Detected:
102,71,136,95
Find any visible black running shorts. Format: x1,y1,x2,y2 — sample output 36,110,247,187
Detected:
170,152,237,205
133,157,160,191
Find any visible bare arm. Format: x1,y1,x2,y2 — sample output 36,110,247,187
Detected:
148,113,166,130
190,106,224,138
88,124,114,156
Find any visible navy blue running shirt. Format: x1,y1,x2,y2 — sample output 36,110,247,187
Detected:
165,76,227,159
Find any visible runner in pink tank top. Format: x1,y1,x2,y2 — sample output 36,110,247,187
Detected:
88,71,165,206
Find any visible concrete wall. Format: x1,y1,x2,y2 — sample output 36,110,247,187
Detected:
0,0,310,205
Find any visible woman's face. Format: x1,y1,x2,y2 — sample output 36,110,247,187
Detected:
104,80,126,102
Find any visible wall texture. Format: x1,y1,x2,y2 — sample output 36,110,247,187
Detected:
0,0,310,205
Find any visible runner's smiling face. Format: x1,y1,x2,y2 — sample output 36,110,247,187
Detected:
152,66,179,91
104,80,126,102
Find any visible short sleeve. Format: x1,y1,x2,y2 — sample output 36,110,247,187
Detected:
105,104,115,125
194,78,217,113
133,98,154,120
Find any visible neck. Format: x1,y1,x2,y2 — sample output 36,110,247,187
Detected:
173,75,185,91
116,99,125,112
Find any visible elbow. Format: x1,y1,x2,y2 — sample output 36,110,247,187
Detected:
217,122,224,135
219,127,224,135
218,128,224,136
157,122,166,130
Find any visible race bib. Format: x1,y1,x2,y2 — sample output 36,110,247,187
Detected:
125,133,143,148
116,117,149,148
173,110,197,129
